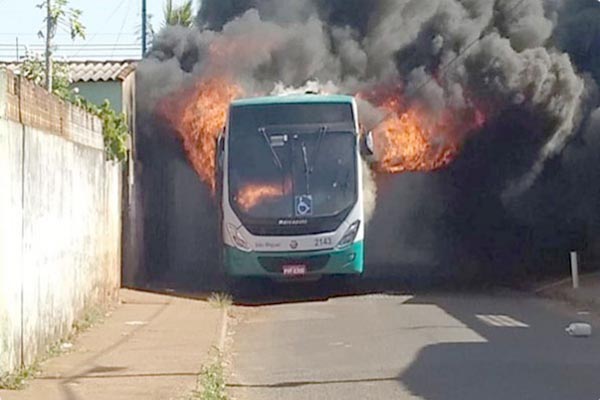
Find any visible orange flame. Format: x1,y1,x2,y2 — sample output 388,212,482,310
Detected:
236,183,285,211
361,87,486,173
159,77,243,192
374,104,459,173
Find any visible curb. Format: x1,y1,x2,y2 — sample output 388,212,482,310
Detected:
217,308,229,353
533,272,600,316
533,277,575,294
533,272,600,294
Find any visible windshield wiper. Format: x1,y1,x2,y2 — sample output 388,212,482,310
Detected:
258,127,287,195
309,125,327,174
299,125,327,195
258,127,282,170
301,142,310,193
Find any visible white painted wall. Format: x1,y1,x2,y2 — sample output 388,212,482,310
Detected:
0,70,121,375
0,119,24,375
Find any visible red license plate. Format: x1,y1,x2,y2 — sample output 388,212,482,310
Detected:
282,264,307,276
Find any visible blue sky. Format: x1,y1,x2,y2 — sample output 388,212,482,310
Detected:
0,0,188,60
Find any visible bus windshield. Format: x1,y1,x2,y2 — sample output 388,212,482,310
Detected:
228,103,358,221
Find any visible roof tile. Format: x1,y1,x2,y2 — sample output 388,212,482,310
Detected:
0,60,137,82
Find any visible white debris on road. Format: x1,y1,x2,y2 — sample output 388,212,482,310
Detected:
566,323,592,337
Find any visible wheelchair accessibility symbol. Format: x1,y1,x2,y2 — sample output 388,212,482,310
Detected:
295,195,313,217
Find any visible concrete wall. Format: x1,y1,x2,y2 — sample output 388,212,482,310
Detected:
132,101,222,290
121,72,141,287
0,69,121,376
68,73,139,287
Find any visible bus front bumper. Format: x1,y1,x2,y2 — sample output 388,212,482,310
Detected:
224,241,364,278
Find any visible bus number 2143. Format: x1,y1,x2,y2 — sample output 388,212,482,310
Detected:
315,237,332,247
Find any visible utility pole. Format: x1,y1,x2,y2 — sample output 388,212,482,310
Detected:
142,0,147,56
45,0,53,91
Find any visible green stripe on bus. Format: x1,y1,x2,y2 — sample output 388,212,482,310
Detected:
224,241,364,277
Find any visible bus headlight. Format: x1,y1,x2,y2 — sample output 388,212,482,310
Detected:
227,224,252,252
336,220,360,249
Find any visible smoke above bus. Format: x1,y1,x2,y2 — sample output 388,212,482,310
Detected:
137,0,600,277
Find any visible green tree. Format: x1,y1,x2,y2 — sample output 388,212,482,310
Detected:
21,3,127,163
21,56,129,163
163,0,194,28
37,0,86,90
21,53,71,99
96,100,130,163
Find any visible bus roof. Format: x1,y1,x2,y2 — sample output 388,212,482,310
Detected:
231,94,355,107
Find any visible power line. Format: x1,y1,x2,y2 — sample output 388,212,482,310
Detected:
72,0,129,58
0,33,139,36
112,0,133,58
0,44,142,61
0,43,140,46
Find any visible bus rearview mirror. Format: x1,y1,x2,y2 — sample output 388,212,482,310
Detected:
360,131,374,157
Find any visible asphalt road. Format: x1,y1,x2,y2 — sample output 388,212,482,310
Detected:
228,289,600,400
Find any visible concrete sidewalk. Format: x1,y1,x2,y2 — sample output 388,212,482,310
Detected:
0,289,224,400
536,272,600,315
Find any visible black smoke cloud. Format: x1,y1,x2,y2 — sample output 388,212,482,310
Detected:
135,0,600,283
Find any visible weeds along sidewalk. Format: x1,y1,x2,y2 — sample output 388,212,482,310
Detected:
0,289,224,400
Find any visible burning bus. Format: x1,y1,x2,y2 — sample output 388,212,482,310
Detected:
216,94,370,279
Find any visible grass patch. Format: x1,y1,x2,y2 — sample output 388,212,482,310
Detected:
72,305,106,334
188,351,228,400
208,293,233,309
0,363,40,390
0,304,109,390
